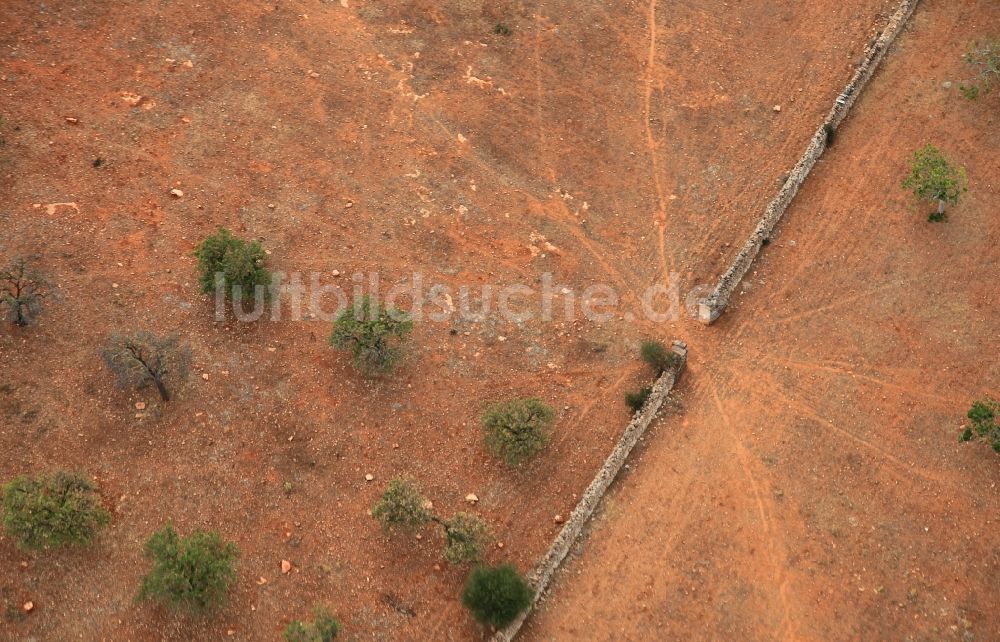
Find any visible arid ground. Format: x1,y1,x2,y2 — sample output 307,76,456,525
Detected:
2,0,995,640
526,0,1000,640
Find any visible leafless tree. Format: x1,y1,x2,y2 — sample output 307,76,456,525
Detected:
101,331,191,401
1,257,47,326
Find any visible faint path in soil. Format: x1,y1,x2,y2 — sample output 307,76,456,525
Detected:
643,0,674,287
522,0,1000,639
709,373,796,641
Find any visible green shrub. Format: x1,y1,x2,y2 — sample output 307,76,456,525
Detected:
102,331,191,402
640,340,676,374
481,398,554,466
960,39,999,100
493,23,512,36
329,296,412,375
822,122,835,147
194,228,271,300
284,607,340,642
624,387,652,412
372,477,432,532
902,144,967,221
1,471,110,549
443,513,491,565
313,610,340,642
137,523,239,613
960,398,1000,453
461,564,533,628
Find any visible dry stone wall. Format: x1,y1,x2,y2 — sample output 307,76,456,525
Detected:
492,341,688,642
697,0,921,324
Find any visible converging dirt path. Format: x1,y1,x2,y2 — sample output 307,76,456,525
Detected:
525,1,1000,639
0,0,941,640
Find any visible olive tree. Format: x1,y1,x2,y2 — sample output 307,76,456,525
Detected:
902,144,968,221
329,296,412,375
441,512,491,565
102,331,191,402
371,477,491,564
194,228,271,301
481,398,555,466
371,477,432,532
1,257,47,326
2,471,110,549
137,523,239,613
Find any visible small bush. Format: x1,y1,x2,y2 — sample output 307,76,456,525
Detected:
102,331,191,402
462,564,533,628
493,23,512,36
329,296,412,375
624,387,653,412
284,606,340,642
443,513,491,565
481,398,554,466
1,471,110,550
137,523,239,613
1,257,47,326
372,477,432,532
960,39,999,100
960,398,1000,453
640,340,676,374
822,122,835,147
194,228,271,300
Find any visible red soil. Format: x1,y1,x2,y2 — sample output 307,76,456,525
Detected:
526,0,1000,640
0,0,954,640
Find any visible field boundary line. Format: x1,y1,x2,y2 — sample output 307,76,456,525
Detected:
492,341,688,641
697,0,921,324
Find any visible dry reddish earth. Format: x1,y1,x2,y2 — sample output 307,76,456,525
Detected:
526,0,1000,640
0,0,916,640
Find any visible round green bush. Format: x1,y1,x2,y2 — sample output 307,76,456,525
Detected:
193,228,271,300
462,564,534,628
1,471,110,550
371,477,431,532
329,296,412,375
137,523,239,613
481,398,554,466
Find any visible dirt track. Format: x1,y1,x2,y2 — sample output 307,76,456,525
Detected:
5,0,995,640
525,0,1000,639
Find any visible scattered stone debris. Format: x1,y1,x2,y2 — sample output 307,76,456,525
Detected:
281,560,292,574
465,493,479,504
169,188,184,198
120,91,143,106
